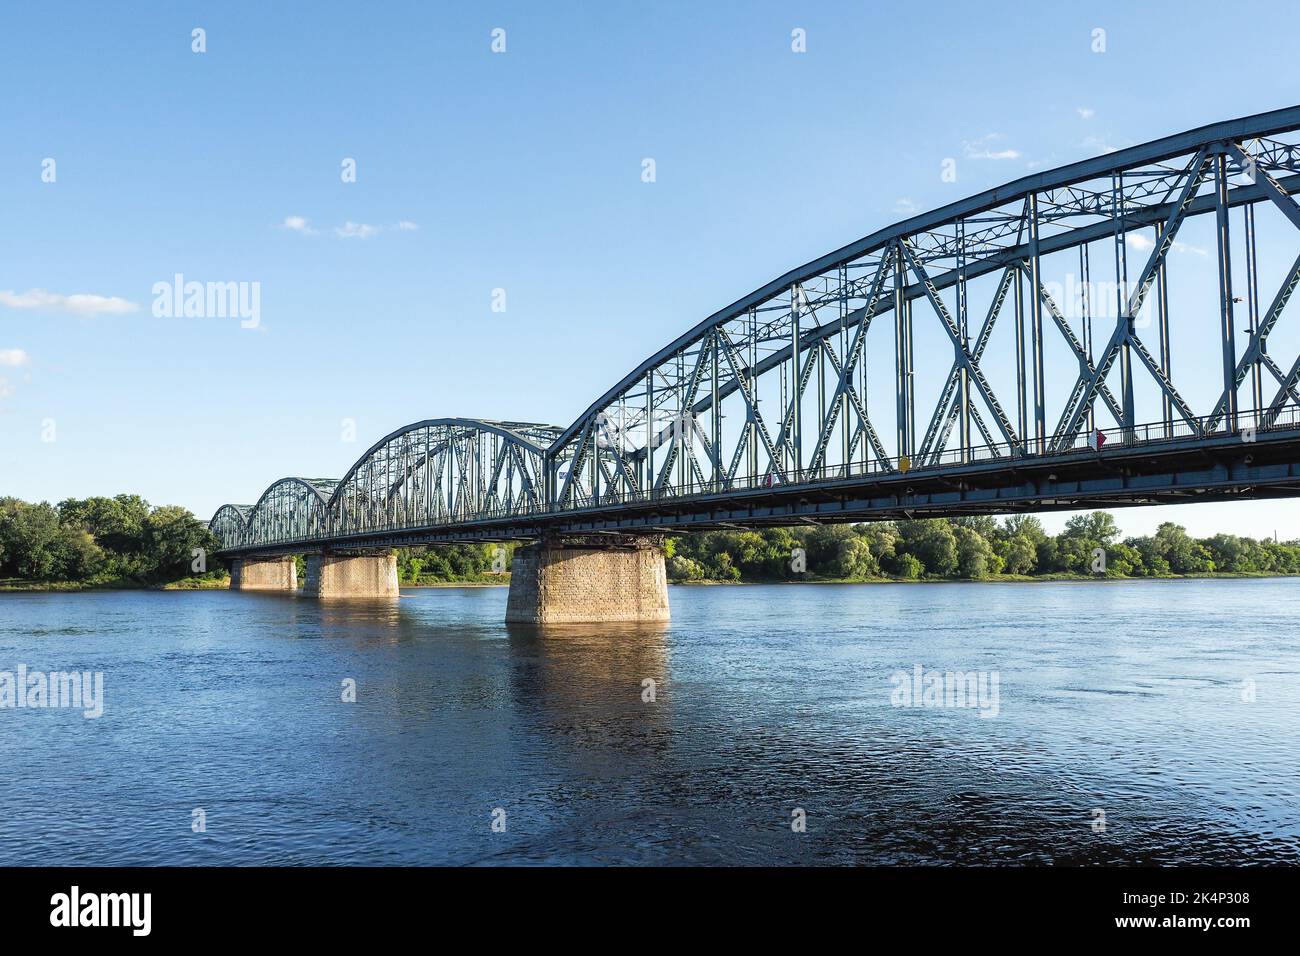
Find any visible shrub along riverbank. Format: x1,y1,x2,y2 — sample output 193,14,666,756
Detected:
3,493,1296,590
664,514,1300,582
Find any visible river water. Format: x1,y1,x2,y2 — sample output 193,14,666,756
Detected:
0,579,1296,865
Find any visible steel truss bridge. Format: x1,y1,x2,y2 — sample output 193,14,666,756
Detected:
213,107,1300,558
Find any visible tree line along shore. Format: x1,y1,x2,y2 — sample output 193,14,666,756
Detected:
2,494,1298,591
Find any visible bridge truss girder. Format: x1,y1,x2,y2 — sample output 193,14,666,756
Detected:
212,108,1300,556
550,108,1300,513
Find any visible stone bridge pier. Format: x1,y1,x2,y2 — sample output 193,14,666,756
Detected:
505,535,670,624
303,550,399,599
228,551,399,598
229,555,298,591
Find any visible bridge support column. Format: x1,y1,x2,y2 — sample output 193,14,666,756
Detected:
229,555,298,591
304,551,399,599
505,537,669,625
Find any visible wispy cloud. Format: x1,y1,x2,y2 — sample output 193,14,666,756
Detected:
283,216,418,240
1127,233,1207,257
963,134,1020,161
0,348,28,400
0,289,139,317
893,198,919,216
282,215,317,235
334,221,380,240
1077,107,1096,120
1082,134,1121,155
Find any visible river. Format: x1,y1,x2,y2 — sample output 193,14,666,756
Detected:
1,579,1296,865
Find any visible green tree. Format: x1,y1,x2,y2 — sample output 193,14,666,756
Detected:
1053,512,1122,574
1126,536,1170,576
57,526,104,579
667,555,705,581
954,525,999,579
999,535,1038,575
1002,515,1048,545
1062,512,1122,547
143,505,218,580
57,495,151,557
858,523,899,563
1104,541,1143,577
897,519,958,576
0,499,64,579
951,515,1000,540
806,526,855,576
1153,522,1213,573
893,553,923,579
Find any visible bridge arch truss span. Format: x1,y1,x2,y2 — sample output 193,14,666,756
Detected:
208,504,254,551
210,420,561,552
325,419,561,540
240,477,340,547
550,106,1300,511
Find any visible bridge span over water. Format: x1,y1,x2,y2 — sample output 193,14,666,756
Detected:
211,107,1300,621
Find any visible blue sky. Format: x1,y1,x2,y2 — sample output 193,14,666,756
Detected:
3,0,1299,538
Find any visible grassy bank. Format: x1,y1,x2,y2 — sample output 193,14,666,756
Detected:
1,574,231,592
673,569,1300,585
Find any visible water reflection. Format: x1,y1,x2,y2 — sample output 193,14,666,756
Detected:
504,622,674,765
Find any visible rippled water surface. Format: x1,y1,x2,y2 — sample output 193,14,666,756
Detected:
1,579,1297,865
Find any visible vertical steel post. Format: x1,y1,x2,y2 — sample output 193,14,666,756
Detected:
711,331,721,489
1014,265,1027,447
1244,202,1263,419
956,219,970,463
1113,174,1135,441
860,276,869,470
817,289,826,478
645,369,654,495
790,283,801,481
893,241,911,460
748,308,758,483
1080,243,1094,434
1215,151,1239,428
1027,193,1047,453
1154,222,1172,437
839,264,849,476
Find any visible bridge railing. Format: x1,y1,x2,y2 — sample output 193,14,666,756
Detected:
554,403,1300,513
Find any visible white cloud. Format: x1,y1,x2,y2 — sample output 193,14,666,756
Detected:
0,289,139,317
1082,135,1120,155
1077,107,1096,120
963,134,1020,161
282,216,418,240
893,198,919,216
0,378,12,398
282,215,317,235
334,221,380,239
1126,233,1207,257
0,348,29,367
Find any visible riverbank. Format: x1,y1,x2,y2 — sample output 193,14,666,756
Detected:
5,569,1297,592
0,575,231,592
674,569,1300,585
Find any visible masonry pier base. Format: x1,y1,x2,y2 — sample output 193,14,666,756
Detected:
229,555,298,591
505,536,670,625
304,551,399,599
